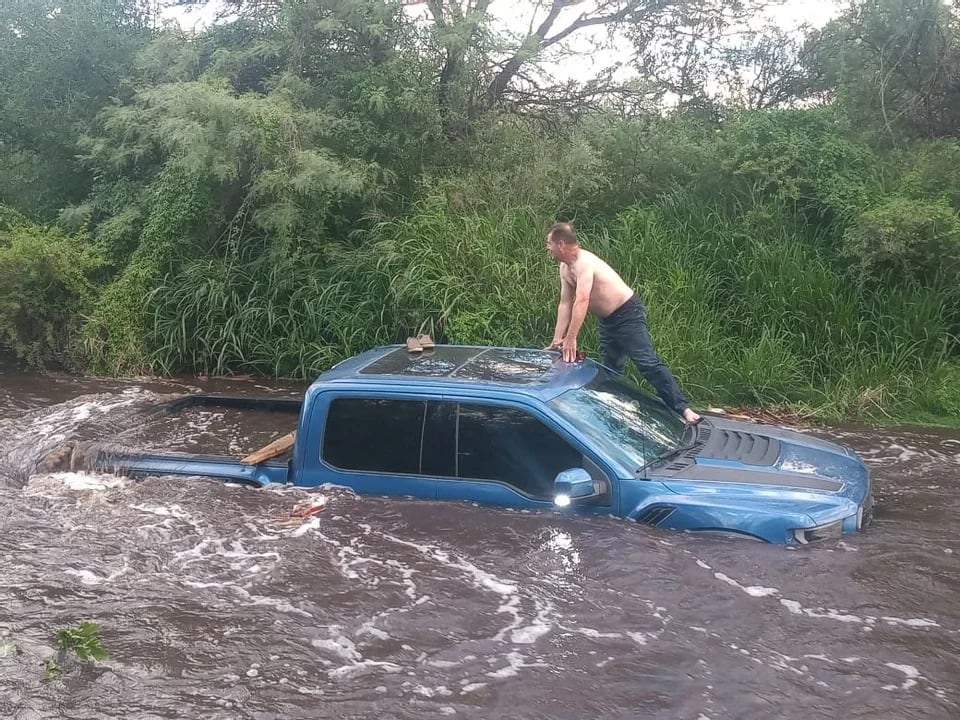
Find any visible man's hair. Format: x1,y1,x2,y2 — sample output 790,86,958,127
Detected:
548,222,578,245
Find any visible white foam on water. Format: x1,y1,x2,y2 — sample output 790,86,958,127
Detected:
310,626,408,681
486,650,549,680
289,516,322,537
883,663,921,691
407,683,453,698
326,538,363,580
492,594,524,643
234,590,313,618
52,472,127,491
427,660,460,669
779,599,863,624
64,569,104,585
327,659,403,680
383,560,419,600
886,444,924,462
510,621,551,645
3,391,151,477
183,580,235,589
699,559,950,634
714,572,779,597
570,627,623,640
357,621,390,641
485,652,523,679
778,598,942,631
881,617,940,628
296,686,324,696
460,682,487,694
64,566,128,585
384,534,518,595
133,503,193,520
378,530,560,652
312,632,360,661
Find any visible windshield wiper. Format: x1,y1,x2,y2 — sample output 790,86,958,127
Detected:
635,421,702,476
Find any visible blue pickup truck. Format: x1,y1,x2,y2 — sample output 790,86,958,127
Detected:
71,344,873,544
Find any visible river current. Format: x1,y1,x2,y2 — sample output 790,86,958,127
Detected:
0,374,958,719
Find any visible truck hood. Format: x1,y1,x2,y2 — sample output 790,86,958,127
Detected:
652,416,869,498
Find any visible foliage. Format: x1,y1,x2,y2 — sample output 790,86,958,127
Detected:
77,75,378,373
0,212,102,370
710,107,881,226
808,0,960,141
56,621,109,662
842,197,960,292
1,0,960,424
42,621,109,682
81,166,212,374
0,0,154,218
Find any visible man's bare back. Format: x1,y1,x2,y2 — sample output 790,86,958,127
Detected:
560,249,634,319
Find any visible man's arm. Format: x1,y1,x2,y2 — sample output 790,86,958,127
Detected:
549,266,575,348
561,263,594,362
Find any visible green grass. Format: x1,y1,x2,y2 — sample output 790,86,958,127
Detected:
116,190,960,426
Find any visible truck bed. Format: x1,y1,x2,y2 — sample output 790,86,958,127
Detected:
136,394,302,460
44,394,304,487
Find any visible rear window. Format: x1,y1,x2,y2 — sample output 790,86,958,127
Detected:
322,398,426,474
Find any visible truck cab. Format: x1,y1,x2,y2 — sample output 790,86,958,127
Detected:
293,345,619,515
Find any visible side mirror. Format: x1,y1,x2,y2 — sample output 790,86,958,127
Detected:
553,468,596,507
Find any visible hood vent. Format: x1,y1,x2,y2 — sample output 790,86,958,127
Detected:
700,427,780,466
636,505,676,526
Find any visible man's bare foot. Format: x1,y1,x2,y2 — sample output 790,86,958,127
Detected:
682,408,702,425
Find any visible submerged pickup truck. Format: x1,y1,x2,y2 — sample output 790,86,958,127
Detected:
48,344,874,544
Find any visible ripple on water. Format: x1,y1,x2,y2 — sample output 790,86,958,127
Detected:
0,383,958,718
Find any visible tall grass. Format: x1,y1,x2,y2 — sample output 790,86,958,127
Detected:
601,195,958,419
144,190,960,422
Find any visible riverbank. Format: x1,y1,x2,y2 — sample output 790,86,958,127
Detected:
4,364,957,431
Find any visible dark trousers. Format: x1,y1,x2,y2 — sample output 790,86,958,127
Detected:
599,295,690,415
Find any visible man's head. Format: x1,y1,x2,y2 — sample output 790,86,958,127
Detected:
546,222,578,262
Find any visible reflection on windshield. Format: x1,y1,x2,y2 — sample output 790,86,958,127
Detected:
548,374,686,473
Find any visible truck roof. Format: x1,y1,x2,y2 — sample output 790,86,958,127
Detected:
314,345,599,400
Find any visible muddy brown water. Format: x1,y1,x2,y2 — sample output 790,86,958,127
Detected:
1,373,958,719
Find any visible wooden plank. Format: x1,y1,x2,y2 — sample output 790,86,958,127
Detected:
240,431,296,465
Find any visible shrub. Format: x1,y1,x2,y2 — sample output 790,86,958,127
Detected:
842,197,960,292
0,219,102,370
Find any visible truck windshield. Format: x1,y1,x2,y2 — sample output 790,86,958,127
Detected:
548,374,687,473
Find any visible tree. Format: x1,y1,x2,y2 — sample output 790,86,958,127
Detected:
0,0,155,217
167,1,773,129
807,0,960,141
719,25,825,110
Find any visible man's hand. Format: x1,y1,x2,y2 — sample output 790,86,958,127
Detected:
545,337,563,351
562,336,578,362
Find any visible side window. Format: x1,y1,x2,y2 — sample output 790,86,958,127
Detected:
322,398,426,474
456,403,583,499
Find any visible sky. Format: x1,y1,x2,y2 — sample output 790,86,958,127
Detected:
163,0,844,84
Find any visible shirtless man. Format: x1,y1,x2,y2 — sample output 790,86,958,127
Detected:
545,222,701,425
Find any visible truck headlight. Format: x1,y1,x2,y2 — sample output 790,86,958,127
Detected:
792,519,843,544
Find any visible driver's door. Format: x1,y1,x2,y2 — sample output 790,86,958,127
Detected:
429,399,612,512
